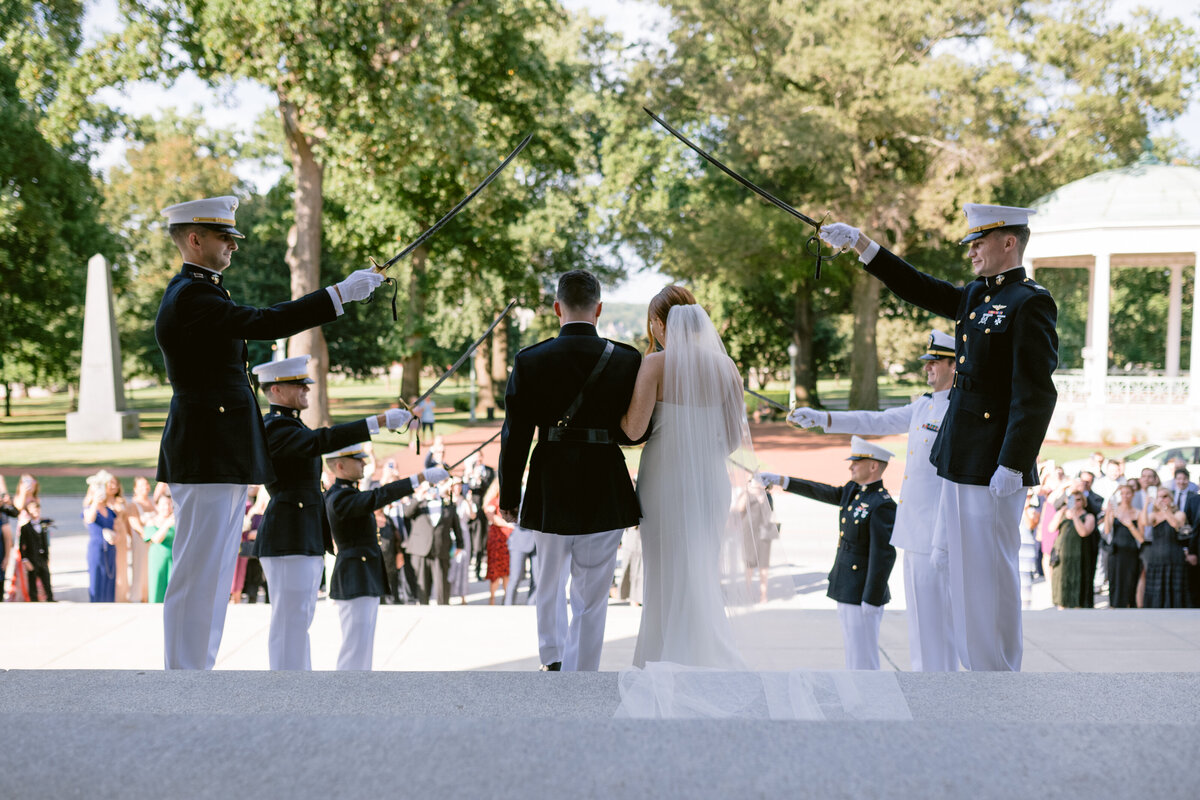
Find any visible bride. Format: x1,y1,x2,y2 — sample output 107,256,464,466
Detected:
620,285,760,669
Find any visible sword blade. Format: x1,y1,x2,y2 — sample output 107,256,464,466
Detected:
744,387,789,413
409,299,518,409
374,133,533,273
447,428,503,471
644,108,821,229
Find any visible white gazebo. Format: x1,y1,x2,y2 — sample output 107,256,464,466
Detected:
1026,160,1200,441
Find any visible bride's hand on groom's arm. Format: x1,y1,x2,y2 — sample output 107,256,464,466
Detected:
500,507,518,524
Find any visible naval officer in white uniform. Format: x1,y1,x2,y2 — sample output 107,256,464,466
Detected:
788,330,958,671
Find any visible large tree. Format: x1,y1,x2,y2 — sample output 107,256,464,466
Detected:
607,0,1199,408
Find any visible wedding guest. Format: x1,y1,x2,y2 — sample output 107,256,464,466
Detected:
1104,484,1142,609
235,487,269,603
733,481,777,603
144,492,177,603
617,526,644,606
1050,490,1095,608
123,476,155,603
414,397,437,445
83,471,124,603
1,482,17,600
1135,468,1161,606
448,480,474,604
1018,492,1042,609
464,456,496,580
374,507,401,604
1141,488,1192,608
401,480,463,605
483,483,511,605
4,474,39,600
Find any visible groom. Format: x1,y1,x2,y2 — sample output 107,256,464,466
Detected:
498,270,643,671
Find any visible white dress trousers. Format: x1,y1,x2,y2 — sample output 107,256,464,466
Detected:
827,392,957,672
259,555,325,670
936,482,1025,671
533,528,622,671
836,602,883,670
335,595,380,670
163,483,248,669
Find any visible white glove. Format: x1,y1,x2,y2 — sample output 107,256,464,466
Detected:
758,472,788,490
787,407,825,428
384,408,413,431
989,466,1024,498
422,466,450,485
929,546,949,573
334,268,385,303
819,222,861,251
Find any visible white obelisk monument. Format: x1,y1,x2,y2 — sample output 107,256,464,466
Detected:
66,254,140,441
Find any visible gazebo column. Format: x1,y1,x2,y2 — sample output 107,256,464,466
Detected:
1167,262,1183,377
1085,252,1111,405
1190,257,1200,402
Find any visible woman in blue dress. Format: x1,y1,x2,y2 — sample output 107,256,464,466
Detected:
83,471,124,603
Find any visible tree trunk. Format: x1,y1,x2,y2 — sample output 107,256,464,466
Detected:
473,329,494,417
848,271,880,410
491,319,511,409
400,246,427,403
279,98,331,428
3,382,9,417
793,290,820,407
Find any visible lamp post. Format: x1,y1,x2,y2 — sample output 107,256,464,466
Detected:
787,342,799,409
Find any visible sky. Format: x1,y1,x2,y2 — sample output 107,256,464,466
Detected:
81,0,1200,303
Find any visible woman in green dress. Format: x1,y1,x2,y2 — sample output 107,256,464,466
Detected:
1050,490,1096,608
143,493,176,603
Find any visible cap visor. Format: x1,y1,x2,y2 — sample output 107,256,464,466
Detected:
959,231,983,244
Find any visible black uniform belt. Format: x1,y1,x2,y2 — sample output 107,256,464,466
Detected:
546,427,611,445
953,373,982,391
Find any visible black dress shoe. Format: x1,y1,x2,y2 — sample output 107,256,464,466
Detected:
539,662,562,672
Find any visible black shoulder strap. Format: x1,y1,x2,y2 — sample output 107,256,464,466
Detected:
559,341,615,427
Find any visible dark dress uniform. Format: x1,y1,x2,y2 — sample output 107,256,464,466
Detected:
155,264,337,486
863,251,1058,486
18,518,53,602
154,262,339,670
256,405,370,558
785,479,897,606
325,476,419,670
498,321,643,534
863,246,1058,672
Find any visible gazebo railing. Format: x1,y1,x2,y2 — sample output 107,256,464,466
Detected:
1052,372,1192,403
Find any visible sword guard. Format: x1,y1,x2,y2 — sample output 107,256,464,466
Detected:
370,256,388,274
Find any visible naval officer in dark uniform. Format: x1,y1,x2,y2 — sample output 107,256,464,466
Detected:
251,354,413,670
155,195,385,670
820,203,1058,672
498,270,644,671
762,436,897,670
324,444,448,670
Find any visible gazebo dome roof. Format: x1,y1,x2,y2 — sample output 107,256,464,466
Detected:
1030,161,1200,231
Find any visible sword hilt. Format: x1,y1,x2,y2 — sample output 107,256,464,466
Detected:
370,256,389,275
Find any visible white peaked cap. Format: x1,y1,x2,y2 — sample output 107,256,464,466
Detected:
252,355,314,385
846,435,894,463
960,203,1036,244
161,195,245,238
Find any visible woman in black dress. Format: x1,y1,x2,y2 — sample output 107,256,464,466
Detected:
1141,488,1191,608
1104,483,1142,609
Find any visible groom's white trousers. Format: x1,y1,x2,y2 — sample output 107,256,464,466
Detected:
534,528,622,671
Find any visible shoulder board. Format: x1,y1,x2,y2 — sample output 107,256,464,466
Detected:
1018,277,1049,293
517,337,554,355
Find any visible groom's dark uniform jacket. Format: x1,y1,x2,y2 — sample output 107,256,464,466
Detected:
499,321,642,535
785,478,896,606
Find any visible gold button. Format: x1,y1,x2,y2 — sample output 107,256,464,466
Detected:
996,275,1004,285
841,517,846,523
959,356,965,363
1024,277,1030,282
298,502,304,508
969,312,976,320
852,564,858,570
984,412,991,419
899,499,904,504
840,532,844,538
962,334,966,341
984,295,991,302
985,328,991,334
361,556,367,562
218,406,225,413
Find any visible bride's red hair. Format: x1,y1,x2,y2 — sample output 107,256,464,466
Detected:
646,285,697,354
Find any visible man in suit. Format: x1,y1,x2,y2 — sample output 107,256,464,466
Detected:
324,443,446,669
464,456,496,580
401,482,464,605
251,354,412,670
821,203,1058,672
787,330,957,671
155,195,385,669
761,437,898,670
498,270,644,672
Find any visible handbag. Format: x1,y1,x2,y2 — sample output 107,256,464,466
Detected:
1048,544,1061,568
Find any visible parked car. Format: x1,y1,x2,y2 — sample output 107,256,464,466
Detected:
1060,440,1200,484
